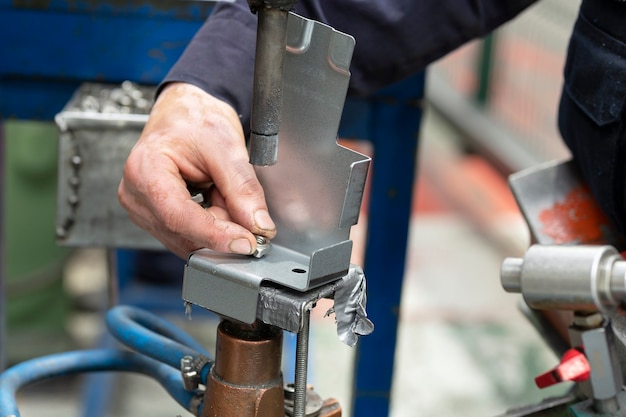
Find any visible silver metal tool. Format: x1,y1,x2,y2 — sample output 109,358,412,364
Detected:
501,159,626,414
247,0,297,166
501,244,626,313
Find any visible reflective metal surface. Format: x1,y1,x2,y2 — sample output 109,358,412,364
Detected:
508,159,625,248
249,8,289,166
54,83,162,249
501,244,626,312
183,12,370,323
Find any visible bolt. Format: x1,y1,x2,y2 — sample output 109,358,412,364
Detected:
181,356,193,372
121,80,134,91
180,355,200,391
68,194,79,206
70,155,82,168
284,382,323,417
135,98,150,110
294,309,311,417
130,89,143,100
572,312,604,329
118,95,132,107
190,192,205,204
252,235,272,258
56,226,67,239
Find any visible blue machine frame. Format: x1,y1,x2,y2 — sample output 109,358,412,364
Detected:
0,0,213,119
340,75,424,416
0,2,424,415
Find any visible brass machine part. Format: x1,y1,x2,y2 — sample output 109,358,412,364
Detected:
202,319,344,417
203,320,285,417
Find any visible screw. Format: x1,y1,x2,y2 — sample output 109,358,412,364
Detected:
68,194,79,206
56,226,67,239
70,155,82,168
572,312,604,329
294,309,311,417
252,235,272,258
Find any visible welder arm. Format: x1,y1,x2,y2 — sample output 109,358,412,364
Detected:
162,0,538,134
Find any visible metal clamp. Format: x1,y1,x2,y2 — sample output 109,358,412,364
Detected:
180,355,212,391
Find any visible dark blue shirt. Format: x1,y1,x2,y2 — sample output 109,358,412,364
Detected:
163,0,537,133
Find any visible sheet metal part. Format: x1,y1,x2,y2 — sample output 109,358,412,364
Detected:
256,279,338,333
508,159,625,248
187,264,373,340
183,12,370,324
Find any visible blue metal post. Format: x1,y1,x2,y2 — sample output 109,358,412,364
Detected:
0,2,211,119
0,121,4,371
341,72,425,416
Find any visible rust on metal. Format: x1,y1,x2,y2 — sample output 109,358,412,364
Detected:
538,185,610,245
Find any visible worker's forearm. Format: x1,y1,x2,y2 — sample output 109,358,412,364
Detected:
161,0,538,132
296,0,538,97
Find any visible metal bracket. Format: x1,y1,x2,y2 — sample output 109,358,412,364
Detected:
508,158,625,248
183,12,370,325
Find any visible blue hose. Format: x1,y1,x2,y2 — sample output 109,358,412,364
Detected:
105,305,212,381
0,305,214,416
0,349,200,417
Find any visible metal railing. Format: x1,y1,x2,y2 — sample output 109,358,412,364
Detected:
428,0,581,173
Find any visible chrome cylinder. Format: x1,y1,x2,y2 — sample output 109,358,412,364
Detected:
501,245,626,312
249,8,289,166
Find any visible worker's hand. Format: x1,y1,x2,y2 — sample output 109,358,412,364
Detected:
118,82,276,258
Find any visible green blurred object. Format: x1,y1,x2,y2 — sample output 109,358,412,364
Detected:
476,34,497,107
3,120,72,363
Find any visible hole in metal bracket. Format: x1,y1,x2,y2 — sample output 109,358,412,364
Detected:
292,268,307,274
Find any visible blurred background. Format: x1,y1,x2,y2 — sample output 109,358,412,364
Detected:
1,0,583,416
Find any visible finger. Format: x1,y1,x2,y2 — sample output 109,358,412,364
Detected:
120,171,257,256
209,186,227,210
209,159,277,240
154,196,257,255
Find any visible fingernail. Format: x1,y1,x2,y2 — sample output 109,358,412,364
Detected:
254,209,276,231
230,238,252,255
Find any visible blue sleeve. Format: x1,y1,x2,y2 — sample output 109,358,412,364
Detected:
161,0,537,132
